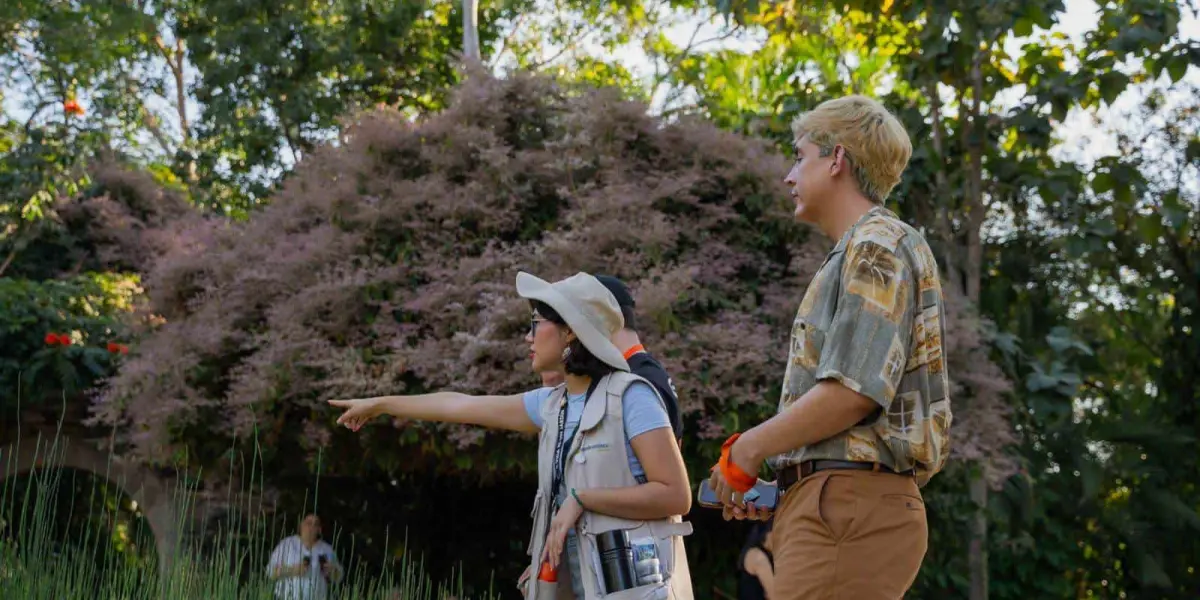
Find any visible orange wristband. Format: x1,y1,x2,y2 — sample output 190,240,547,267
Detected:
718,433,758,494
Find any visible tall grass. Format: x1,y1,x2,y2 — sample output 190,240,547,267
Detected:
0,426,495,599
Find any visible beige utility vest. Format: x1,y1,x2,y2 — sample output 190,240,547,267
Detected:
525,371,694,600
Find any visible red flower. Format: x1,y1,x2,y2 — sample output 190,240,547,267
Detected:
107,342,120,354
64,99,84,116
59,335,72,347
119,345,129,355
45,333,61,346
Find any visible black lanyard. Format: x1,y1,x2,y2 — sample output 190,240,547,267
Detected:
549,379,601,509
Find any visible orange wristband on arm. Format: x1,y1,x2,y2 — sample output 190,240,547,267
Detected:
718,433,758,494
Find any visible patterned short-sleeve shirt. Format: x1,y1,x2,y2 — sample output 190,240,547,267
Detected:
769,206,952,487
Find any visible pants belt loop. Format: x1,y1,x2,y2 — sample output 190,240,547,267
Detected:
871,461,881,473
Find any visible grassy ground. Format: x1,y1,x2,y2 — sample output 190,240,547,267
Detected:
1,431,493,599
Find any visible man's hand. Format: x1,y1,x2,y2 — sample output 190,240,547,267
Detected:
722,495,775,522
328,397,384,431
708,435,766,516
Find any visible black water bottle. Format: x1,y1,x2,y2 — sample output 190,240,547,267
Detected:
597,530,638,592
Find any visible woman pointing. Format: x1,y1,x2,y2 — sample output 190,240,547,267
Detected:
329,271,694,599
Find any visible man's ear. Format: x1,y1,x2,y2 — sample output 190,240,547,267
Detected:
830,145,847,176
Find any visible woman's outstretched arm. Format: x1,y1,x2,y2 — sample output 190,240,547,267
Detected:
328,392,539,434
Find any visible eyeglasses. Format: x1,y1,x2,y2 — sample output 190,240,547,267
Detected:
530,315,547,336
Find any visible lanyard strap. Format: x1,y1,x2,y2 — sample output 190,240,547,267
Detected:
549,379,601,509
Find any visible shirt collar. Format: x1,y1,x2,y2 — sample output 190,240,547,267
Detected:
832,205,890,254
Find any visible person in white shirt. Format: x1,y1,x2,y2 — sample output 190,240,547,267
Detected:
267,514,343,599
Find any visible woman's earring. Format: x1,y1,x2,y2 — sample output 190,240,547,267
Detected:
561,346,573,361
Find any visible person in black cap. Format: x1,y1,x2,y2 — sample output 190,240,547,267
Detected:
537,275,683,446
595,275,683,446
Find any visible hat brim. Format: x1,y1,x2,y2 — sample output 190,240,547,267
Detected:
516,272,630,372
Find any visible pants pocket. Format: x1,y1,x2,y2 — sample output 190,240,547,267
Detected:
882,493,924,512
816,474,858,541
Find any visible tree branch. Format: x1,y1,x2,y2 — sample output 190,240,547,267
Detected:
927,81,960,284
528,19,608,70
651,17,743,94
154,35,190,141
488,12,529,68
1102,298,1159,355
0,246,19,278
140,108,176,156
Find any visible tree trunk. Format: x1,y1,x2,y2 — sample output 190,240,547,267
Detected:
462,0,481,62
965,46,989,600
927,83,961,290
969,469,989,600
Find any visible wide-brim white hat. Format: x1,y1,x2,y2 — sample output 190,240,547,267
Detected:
516,271,630,372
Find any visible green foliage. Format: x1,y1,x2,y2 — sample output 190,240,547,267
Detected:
0,126,93,277
0,274,139,408
177,0,490,205
2,0,1199,597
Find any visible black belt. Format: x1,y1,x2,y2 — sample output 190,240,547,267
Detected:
778,459,914,492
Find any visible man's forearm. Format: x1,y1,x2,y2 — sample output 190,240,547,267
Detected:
733,381,880,470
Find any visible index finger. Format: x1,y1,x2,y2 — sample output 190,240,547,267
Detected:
708,465,721,491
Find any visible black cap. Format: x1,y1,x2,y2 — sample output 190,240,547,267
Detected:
595,275,637,331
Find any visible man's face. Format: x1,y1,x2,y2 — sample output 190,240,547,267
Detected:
784,136,837,224
300,515,321,542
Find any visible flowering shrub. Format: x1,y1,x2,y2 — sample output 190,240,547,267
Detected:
93,71,1013,482
0,156,196,425
0,273,140,408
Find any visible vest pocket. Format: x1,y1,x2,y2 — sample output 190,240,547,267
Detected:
579,520,691,598
528,489,545,556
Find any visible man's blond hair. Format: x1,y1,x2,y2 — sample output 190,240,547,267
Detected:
791,95,912,204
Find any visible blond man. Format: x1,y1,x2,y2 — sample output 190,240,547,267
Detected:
708,95,952,599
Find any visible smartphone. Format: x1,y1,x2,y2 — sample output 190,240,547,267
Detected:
697,478,778,510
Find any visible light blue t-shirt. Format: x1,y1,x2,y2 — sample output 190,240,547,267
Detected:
522,381,670,483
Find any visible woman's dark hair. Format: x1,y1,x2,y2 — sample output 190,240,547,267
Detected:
532,300,616,381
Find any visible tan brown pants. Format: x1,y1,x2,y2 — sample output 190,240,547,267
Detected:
764,469,927,600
